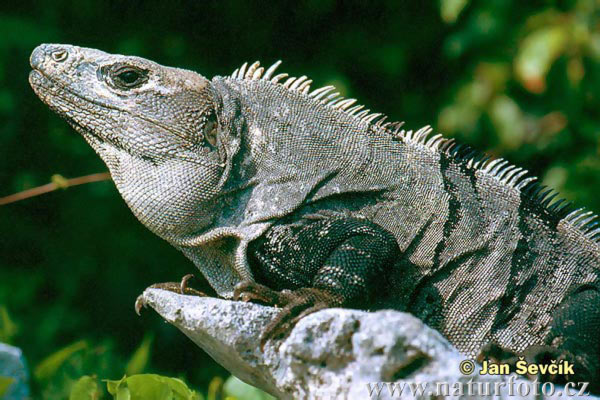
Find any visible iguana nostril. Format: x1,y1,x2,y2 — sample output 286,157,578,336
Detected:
29,45,46,69
51,49,68,62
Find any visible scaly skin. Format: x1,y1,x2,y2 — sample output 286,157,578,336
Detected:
30,44,600,390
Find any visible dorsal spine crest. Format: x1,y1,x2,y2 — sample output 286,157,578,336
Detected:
228,60,600,244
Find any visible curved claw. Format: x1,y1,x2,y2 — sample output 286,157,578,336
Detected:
134,294,146,316
289,303,330,327
180,274,196,294
233,280,282,305
257,288,342,350
259,300,330,350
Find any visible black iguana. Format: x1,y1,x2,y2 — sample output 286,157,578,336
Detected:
29,44,600,389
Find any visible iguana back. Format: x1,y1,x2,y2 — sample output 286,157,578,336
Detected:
229,71,600,355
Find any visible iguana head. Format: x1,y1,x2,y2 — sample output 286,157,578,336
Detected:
29,44,233,240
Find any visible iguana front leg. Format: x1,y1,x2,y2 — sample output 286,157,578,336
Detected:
235,217,401,346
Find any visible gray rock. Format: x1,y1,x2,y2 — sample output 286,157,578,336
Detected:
0,343,30,400
138,288,597,400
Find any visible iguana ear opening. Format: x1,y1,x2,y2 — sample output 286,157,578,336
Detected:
203,111,218,148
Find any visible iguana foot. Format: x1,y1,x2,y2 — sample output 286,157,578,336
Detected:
148,276,208,297
135,275,208,315
477,343,577,385
233,281,341,349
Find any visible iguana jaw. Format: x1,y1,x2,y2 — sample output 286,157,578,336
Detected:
29,69,107,149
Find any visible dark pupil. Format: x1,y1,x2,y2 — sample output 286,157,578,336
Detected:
118,70,140,84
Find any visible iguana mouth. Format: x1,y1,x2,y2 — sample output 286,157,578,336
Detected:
29,70,107,144
30,68,209,156
29,68,88,108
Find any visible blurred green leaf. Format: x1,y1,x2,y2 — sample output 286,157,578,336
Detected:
114,384,131,400
0,376,15,397
69,375,102,400
566,57,585,85
588,32,600,60
543,166,569,193
0,305,18,343
125,333,153,376
488,95,526,149
515,25,569,93
35,340,88,381
438,103,481,134
207,376,223,400
106,374,202,400
105,375,125,397
440,0,469,23
476,62,510,92
223,375,275,400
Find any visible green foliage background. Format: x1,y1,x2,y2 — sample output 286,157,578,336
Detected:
0,0,599,398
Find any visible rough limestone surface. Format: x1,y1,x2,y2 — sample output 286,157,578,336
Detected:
139,288,597,400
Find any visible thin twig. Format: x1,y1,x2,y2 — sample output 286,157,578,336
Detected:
0,172,112,206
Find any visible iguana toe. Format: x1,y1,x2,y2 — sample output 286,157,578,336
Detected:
179,273,196,294
135,278,208,316
233,280,284,305
147,280,208,296
258,287,342,349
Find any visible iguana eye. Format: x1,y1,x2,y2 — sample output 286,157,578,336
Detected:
109,66,148,89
